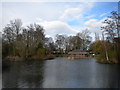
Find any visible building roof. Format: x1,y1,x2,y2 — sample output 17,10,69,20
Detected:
68,50,88,54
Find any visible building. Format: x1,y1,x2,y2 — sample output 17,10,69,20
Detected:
68,50,88,60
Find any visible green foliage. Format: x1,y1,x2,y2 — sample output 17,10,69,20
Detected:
2,19,46,60
108,51,117,59
37,48,46,55
90,40,104,54
37,42,43,49
3,19,93,61
90,40,120,63
3,17,119,63
90,11,120,64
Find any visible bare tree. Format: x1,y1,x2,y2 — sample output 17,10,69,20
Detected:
77,29,92,51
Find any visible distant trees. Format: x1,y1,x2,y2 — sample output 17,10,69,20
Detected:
68,35,82,50
90,40,103,55
55,34,82,52
55,29,92,53
101,11,119,42
24,24,45,58
90,11,120,63
4,15,120,63
77,29,92,51
2,18,93,60
44,37,56,54
2,19,46,60
55,34,66,50
101,11,120,63
2,19,22,57
2,19,80,60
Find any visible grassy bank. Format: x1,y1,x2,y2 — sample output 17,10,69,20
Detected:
95,54,119,64
4,54,55,61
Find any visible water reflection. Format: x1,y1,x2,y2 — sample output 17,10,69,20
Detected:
43,58,120,88
3,60,45,88
2,58,120,88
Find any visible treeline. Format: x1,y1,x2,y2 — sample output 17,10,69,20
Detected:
2,19,92,60
2,11,119,63
90,11,120,63
2,20,48,60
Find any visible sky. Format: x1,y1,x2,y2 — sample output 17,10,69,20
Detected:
0,0,118,40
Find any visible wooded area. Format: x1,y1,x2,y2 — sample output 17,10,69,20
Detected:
2,19,91,60
90,11,120,63
2,11,120,63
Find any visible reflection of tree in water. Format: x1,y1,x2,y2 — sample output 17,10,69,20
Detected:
3,60,45,88
101,64,120,88
3,59,120,88
88,63,120,88
21,61,45,88
109,65,120,88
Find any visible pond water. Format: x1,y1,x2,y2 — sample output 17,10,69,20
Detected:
2,57,120,88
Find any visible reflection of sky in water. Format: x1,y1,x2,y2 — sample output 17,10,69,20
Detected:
3,57,120,88
43,58,120,88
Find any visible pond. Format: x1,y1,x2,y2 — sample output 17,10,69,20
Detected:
2,57,120,88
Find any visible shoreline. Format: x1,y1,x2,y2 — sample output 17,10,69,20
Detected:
3,55,120,64
3,54,55,62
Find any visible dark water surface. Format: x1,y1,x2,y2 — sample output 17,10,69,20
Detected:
2,57,120,88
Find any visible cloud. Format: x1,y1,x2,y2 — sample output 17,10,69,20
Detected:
1,1,113,42
84,18,106,34
1,2,65,30
22,18,107,41
38,21,79,38
83,18,108,41
2,0,119,2
86,15,95,19
60,7,83,21
60,2,95,22
99,12,110,17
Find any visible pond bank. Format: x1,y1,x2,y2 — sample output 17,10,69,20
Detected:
4,54,55,61
95,55,120,64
